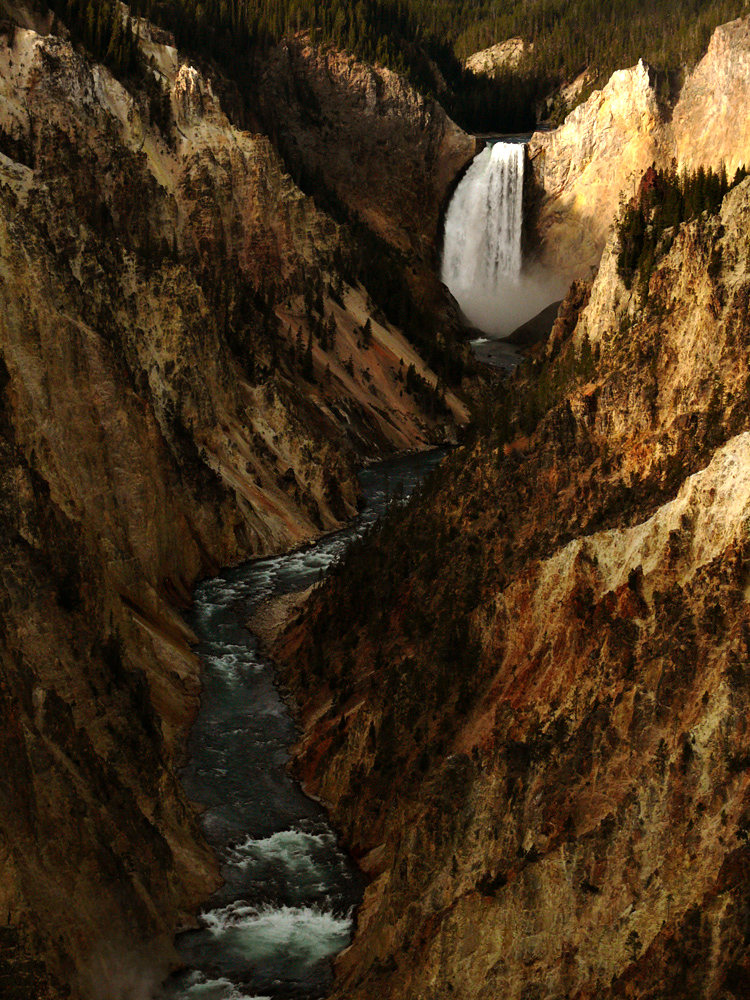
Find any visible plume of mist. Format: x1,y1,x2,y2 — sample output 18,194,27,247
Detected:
442,141,568,339
453,264,568,338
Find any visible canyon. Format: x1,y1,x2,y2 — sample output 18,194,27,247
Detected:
0,5,469,996
3,1,750,999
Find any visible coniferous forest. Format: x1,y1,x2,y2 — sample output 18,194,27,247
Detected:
50,0,749,133
616,163,750,292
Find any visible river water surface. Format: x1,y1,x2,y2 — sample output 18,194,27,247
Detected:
161,449,446,1000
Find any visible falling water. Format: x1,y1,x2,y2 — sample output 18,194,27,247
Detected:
442,140,565,343
441,141,524,334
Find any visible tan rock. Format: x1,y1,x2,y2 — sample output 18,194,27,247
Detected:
275,175,750,1000
465,38,528,77
673,15,750,175
528,15,750,278
256,34,478,262
528,59,669,278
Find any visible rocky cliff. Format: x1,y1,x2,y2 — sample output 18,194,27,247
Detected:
464,38,528,77
275,177,750,999
528,15,750,278
527,59,668,277
0,7,470,997
254,33,478,323
672,15,750,174
256,34,477,260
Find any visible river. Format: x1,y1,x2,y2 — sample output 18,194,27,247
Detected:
159,448,447,1000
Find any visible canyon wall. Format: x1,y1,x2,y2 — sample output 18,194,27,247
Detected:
673,15,750,175
0,9,469,997
256,34,477,260
276,177,750,999
254,34,478,323
527,59,668,277
528,15,750,277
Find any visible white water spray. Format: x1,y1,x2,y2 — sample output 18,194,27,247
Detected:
200,902,353,969
442,141,565,337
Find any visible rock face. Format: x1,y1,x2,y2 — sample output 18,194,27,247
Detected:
276,178,750,999
0,10,469,998
528,15,750,277
254,33,478,318
527,60,669,277
464,38,528,76
673,16,750,175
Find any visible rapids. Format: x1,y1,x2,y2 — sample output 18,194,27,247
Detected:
159,450,446,1000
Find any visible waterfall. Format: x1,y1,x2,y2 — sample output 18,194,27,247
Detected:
441,141,526,335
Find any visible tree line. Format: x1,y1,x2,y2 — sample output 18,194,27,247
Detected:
49,0,749,134
617,162,749,291
50,0,172,134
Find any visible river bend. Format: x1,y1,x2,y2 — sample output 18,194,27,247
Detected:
161,449,446,1000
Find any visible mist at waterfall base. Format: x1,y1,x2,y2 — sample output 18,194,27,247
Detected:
442,141,566,338
158,450,446,1000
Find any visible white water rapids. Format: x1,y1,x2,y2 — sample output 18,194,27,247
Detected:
157,451,446,1000
441,140,565,338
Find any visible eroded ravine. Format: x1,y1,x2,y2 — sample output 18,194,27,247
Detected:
160,450,446,1000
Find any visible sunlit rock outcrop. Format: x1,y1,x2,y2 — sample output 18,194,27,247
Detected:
528,15,750,278
527,59,668,277
464,37,528,76
673,15,750,175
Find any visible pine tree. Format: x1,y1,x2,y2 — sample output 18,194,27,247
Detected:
303,331,314,381
327,312,337,350
362,317,373,348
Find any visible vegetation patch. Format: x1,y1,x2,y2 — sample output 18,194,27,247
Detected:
50,0,749,134
616,163,749,291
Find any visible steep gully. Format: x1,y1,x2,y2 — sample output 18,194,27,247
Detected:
161,450,445,1000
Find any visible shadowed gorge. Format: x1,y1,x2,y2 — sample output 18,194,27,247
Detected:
160,452,443,1000
0,4,469,994
4,0,750,998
